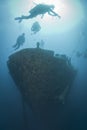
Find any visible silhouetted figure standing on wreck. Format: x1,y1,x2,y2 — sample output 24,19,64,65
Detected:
36,42,40,49
13,33,25,50
15,4,61,23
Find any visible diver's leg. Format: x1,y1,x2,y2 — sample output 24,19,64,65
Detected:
15,17,20,22
14,44,20,50
14,15,32,23
12,43,17,48
14,16,23,23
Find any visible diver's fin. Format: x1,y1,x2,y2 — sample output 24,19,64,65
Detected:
14,45,20,50
14,17,20,20
14,17,23,23
18,19,22,23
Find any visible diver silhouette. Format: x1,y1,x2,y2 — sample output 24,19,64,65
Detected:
15,3,61,23
13,33,25,50
31,21,41,34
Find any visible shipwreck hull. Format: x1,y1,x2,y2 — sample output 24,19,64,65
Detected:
7,48,76,130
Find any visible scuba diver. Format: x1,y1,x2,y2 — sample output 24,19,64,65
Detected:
31,21,41,34
13,33,25,50
15,3,61,23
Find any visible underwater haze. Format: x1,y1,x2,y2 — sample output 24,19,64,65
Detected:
0,0,87,130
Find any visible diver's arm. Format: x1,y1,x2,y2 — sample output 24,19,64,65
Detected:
48,10,61,18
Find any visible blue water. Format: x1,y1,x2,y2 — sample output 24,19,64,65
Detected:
0,0,87,130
